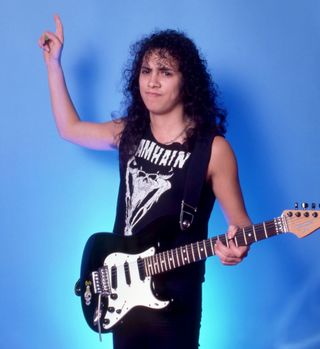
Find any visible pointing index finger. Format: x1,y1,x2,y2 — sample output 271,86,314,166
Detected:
54,14,64,43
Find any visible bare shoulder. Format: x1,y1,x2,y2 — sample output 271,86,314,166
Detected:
207,136,250,226
212,135,234,151
207,136,237,178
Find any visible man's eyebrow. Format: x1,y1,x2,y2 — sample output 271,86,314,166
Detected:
140,62,177,71
159,65,174,71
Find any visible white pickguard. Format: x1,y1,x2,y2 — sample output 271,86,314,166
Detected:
101,247,169,330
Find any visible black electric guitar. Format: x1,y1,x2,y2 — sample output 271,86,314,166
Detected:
75,207,320,336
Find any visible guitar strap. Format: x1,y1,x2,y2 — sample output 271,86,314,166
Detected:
179,130,218,231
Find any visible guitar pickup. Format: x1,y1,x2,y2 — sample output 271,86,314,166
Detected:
111,265,117,289
124,261,131,285
137,257,146,281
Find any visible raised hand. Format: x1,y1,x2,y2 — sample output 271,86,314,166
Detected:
38,15,64,65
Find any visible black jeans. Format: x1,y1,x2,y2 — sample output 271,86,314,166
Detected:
113,285,202,349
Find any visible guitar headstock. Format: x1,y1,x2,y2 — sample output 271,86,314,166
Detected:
282,203,320,238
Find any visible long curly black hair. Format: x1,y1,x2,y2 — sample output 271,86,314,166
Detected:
118,29,227,164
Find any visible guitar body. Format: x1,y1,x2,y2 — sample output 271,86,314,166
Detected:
78,217,200,333
79,232,163,333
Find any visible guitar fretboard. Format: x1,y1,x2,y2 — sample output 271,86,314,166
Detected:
142,216,286,277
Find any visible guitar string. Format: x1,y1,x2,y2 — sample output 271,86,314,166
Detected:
107,222,278,274
105,212,319,277
110,215,318,269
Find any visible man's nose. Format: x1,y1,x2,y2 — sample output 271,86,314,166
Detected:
148,73,160,88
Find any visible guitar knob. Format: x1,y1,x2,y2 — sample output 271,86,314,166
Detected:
111,293,118,300
108,307,115,313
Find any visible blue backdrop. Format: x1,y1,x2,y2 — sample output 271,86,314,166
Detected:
1,1,320,348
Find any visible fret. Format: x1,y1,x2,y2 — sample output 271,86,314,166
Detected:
263,222,268,238
180,247,186,265
161,252,168,271
185,246,191,264
252,224,257,242
148,257,154,276
225,234,230,247
242,227,248,245
144,259,148,277
210,239,215,256
171,249,176,267
157,253,163,273
158,253,163,273
157,254,162,273
151,255,156,274
196,242,201,260
209,238,215,255
193,242,200,261
153,255,159,274
166,250,172,270
191,243,196,262
203,240,208,258
198,242,203,259
169,249,175,269
156,253,161,273
175,248,181,267
234,234,239,247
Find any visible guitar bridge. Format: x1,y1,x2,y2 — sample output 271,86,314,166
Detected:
92,267,111,296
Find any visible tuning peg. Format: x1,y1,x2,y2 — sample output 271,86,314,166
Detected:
294,202,299,209
302,202,309,210
312,203,316,209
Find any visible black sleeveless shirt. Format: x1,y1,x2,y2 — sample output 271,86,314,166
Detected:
113,126,216,235
113,126,216,291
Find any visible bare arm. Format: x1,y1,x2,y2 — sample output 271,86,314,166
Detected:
39,15,123,150
207,136,251,265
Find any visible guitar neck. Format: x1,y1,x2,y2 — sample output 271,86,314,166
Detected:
143,216,286,276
